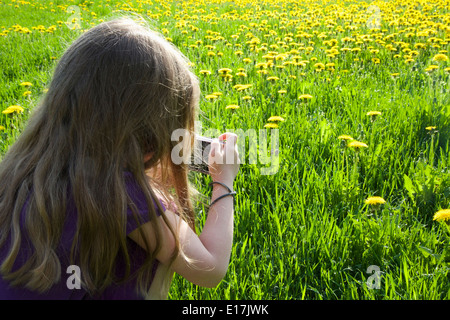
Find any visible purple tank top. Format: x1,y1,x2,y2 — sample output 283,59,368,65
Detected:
0,171,164,300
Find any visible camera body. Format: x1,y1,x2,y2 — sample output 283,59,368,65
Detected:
188,135,213,174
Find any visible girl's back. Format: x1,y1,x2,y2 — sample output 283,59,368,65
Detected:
0,17,240,300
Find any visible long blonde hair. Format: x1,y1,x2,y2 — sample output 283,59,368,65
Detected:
0,17,198,297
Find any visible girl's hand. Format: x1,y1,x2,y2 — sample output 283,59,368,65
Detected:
208,132,240,186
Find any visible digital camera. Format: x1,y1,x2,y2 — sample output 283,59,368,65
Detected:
188,135,214,174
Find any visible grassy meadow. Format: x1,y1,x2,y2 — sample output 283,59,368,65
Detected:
1,0,450,299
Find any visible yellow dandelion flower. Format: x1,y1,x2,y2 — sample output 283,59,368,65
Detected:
8,105,24,112
277,90,287,94
23,91,32,97
199,70,212,75
222,74,233,81
432,54,448,62
2,105,24,114
338,135,354,141
20,82,32,87
226,104,240,110
2,109,14,115
298,94,313,100
366,111,381,117
267,116,285,122
433,209,450,223
425,126,437,131
314,63,325,69
372,58,381,64
267,76,279,81
255,62,267,69
348,140,368,149
365,196,386,205
264,123,279,129
205,94,218,100
242,95,252,100
0,125,5,130
425,65,439,72
218,68,232,74
233,84,252,91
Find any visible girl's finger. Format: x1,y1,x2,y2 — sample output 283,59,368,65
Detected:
209,139,220,157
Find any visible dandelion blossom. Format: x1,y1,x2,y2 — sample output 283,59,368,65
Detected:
432,54,448,62
225,104,240,110
367,111,381,122
20,82,32,87
267,116,285,122
426,65,439,71
264,123,279,129
199,70,212,75
365,197,386,205
2,105,24,114
257,70,268,75
433,209,450,223
298,94,313,101
233,84,252,91
218,68,232,74
348,140,368,149
314,62,325,69
205,94,218,100
338,135,354,141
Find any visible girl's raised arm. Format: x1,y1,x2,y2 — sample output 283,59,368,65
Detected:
128,133,240,288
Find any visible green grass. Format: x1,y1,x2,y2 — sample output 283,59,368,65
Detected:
1,0,450,300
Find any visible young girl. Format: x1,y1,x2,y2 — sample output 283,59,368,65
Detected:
0,17,240,300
